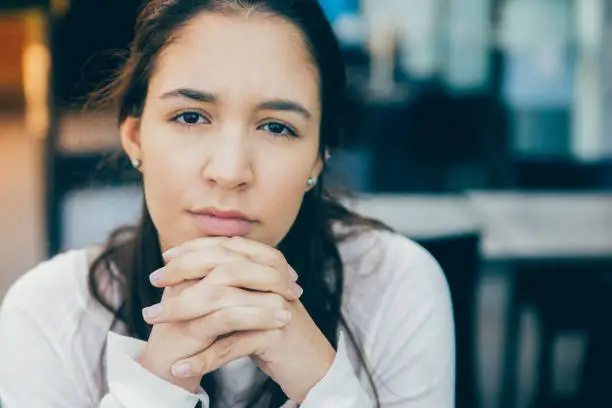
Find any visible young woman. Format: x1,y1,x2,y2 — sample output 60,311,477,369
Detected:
0,1,454,407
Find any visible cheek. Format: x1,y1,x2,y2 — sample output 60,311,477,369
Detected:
139,123,197,239
140,116,199,190
142,130,183,195
254,155,314,245
142,159,183,212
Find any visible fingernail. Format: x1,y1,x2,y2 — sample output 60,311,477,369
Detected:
290,282,303,298
275,310,292,324
162,248,178,261
172,362,192,378
287,265,298,281
142,303,163,320
149,268,165,284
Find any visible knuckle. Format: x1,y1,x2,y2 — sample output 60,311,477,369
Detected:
271,280,292,298
269,248,285,265
163,260,177,279
208,256,243,279
197,338,233,372
181,319,216,348
179,319,201,340
216,339,233,359
218,308,243,330
254,330,280,357
164,296,189,320
223,258,247,274
270,293,287,310
161,298,175,316
206,285,228,304
169,253,188,270
215,242,235,258
166,256,189,278
204,266,226,286
266,328,284,342
192,355,210,375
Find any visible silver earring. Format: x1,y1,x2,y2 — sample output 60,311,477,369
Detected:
306,177,317,188
131,158,142,169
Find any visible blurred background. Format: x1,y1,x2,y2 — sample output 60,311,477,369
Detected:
2,0,612,407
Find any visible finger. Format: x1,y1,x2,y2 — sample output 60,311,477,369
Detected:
171,331,265,378
206,259,302,301
182,306,291,345
143,284,288,324
221,237,298,280
150,246,244,287
162,237,230,262
163,236,298,282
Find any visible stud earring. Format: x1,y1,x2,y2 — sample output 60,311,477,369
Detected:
306,177,317,188
131,158,142,170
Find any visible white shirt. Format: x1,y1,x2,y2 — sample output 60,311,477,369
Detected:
0,229,455,407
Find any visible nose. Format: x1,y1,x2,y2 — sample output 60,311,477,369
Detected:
201,129,254,190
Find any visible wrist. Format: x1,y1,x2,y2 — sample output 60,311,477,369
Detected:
137,346,202,393
278,340,336,403
300,342,336,401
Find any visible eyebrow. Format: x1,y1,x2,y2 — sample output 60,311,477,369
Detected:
258,99,312,120
160,88,312,120
161,88,217,103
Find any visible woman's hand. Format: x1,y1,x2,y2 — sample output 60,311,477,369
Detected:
137,237,299,392
138,237,336,402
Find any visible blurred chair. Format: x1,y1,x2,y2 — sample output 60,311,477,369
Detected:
502,261,612,408
413,232,481,408
576,272,612,407
496,158,612,408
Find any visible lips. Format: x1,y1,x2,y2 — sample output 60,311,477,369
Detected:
188,208,254,237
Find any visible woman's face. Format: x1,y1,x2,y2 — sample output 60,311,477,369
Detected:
121,12,323,252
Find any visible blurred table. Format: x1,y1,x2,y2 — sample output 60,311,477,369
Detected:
348,192,612,262
466,191,612,262
346,194,479,238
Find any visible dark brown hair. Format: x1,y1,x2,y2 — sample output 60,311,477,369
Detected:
88,1,388,406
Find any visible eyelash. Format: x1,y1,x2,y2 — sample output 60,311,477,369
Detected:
258,120,298,138
170,111,210,127
170,111,299,138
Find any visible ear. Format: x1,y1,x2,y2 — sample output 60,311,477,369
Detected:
311,149,326,180
120,116,142,163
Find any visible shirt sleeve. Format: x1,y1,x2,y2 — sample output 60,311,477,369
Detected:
0,304,94,408
300,241,456,407
101,331,209,408
0,299,209,408
299,331,374,407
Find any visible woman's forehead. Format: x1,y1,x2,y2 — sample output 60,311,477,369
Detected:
149,12,320,110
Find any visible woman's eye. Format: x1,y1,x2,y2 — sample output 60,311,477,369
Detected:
259,122,297,138
172,112,208,126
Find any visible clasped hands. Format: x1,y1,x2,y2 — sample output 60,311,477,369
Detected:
137,236,336,403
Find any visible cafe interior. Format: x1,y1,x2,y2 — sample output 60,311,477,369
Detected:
2,0,612,407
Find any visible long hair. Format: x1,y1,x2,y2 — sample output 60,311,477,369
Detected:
88,1,388,406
